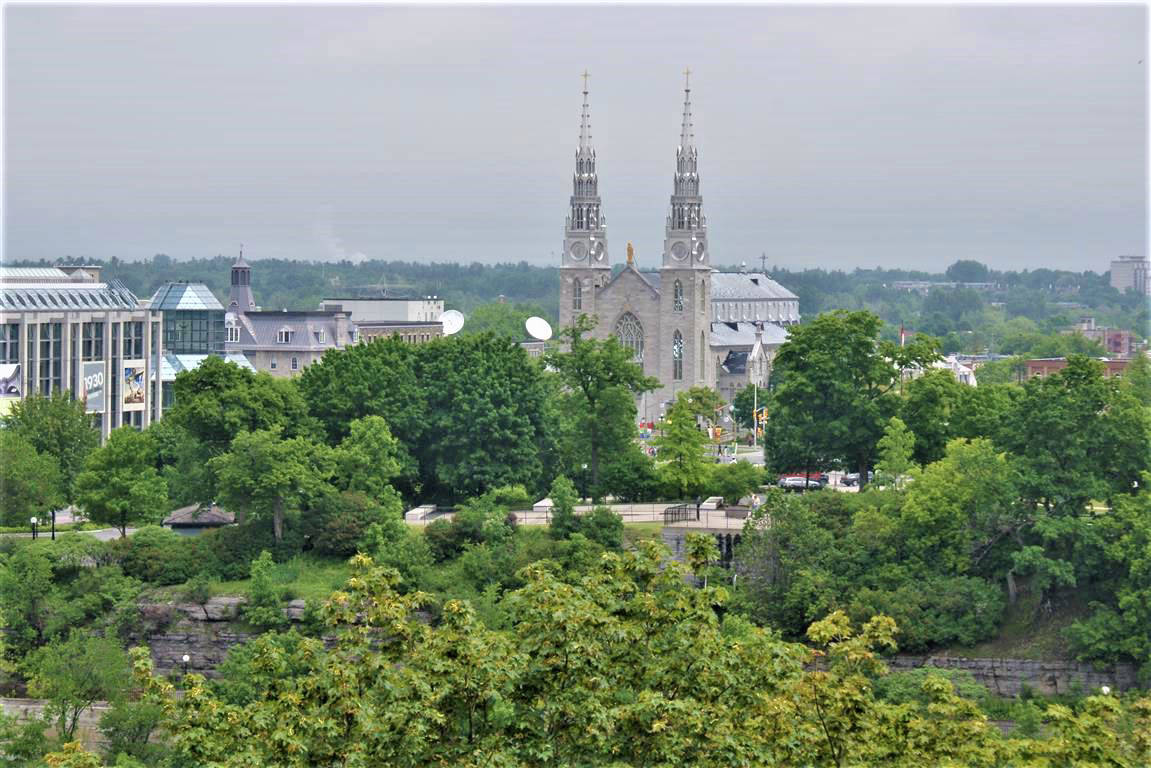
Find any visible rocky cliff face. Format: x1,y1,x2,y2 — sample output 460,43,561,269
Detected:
135,596,308,677
131,599,1144,697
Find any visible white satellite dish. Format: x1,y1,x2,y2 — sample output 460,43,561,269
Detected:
525,316,553,341
439,310,465,336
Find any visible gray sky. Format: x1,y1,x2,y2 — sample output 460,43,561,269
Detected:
4,4,1147,272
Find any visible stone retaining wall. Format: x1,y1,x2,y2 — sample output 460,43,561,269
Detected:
888,655,1143,697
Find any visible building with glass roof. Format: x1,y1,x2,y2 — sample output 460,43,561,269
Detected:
0,266,161,438
149,282,227,356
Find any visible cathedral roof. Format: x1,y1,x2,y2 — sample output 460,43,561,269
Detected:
604,264,660,297
710,321,790,348
710,272,798,301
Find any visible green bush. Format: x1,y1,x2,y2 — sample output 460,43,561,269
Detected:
200,519,304,580
243,551,288,630
848,575,1005,652
302,490,388,557
873,668,988,706
581,506,624,550
112,526,204,585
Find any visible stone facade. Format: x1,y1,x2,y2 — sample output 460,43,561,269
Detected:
556,76,797,420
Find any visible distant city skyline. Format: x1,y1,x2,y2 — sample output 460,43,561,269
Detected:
4,5,1147,272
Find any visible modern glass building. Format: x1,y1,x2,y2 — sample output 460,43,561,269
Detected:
149,282,226,355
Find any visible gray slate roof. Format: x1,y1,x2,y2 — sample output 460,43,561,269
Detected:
163,503,234,527
150,282,224,311
710,321,790,348
231,311,351,351
710,272,798,301
633,270,797,301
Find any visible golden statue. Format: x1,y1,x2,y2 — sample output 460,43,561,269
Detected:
627,241,634,265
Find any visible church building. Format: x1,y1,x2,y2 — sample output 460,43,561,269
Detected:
557,73,799,418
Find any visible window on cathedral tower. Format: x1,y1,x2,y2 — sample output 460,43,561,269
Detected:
614,313,644,363
673,280,684,312
572,280,582,310
672,331,684,380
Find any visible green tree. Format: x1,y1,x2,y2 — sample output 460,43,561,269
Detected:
0,544,55,657
766,311,935,483
653,391,712,499
1121,352,1151,406
298,335,427,445
900,438,1022,585
546,315,659,494
332,415,412,500
899,369,965,464
0,432,64,527
168,356,314,456
2,391,98,504
413,334,553,500
27,632,131,742
875,416,916,489
707,460,763,505
210,428,333,542
546,474,580,540
74,428,168,537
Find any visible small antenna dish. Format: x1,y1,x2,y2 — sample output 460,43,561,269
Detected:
525,316,553,341
439,310,465,336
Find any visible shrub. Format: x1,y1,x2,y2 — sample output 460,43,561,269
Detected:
600,447,663,502
303,490,389,557
113,526,203,585
243,551,288,630
200,519,304,580
848,575,1005,652
424,518,464,563
581,506,624,550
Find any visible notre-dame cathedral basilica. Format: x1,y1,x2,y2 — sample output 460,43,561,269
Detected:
557,73,801,420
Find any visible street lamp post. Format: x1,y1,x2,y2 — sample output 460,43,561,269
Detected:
581,463,589,502
181,654,190,676
29,517,38,540
50,508,56,541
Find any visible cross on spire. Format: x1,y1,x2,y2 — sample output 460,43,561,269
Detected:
683,67,691,91
582,69,590,93
760,252,768,273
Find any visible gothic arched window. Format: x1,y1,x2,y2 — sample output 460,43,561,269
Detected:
673,280,684,312
572,280,582,311
614,313,644,363
672,331,684,380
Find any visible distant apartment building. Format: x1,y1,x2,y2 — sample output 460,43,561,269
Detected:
1025,357,1134,380
0,266,161,438
1109,255,1150,295
1064,317,1142,359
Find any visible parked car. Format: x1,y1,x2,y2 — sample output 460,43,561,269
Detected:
841,471,874,487
779,476,821,491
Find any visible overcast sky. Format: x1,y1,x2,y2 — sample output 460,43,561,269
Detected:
4,5,1147,272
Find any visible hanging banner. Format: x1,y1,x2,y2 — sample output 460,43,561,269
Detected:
123,361,146,410
0,363,20,398
80,361,105,413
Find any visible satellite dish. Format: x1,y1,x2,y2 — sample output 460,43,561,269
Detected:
525,316,553,341
439,310,465,336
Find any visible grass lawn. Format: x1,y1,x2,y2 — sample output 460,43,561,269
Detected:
145,555,355,602
942,589,1088,660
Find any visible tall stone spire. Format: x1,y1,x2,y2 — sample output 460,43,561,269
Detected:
663,68,708,269
561,70,608,269
578,69,593,156
680,67,694,150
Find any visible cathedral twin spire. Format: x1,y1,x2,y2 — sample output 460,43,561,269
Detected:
564,70,706,269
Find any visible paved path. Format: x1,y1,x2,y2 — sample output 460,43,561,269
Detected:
0,527,136,541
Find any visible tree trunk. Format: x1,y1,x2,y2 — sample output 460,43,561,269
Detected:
590,438,600,502
273,497,285,543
